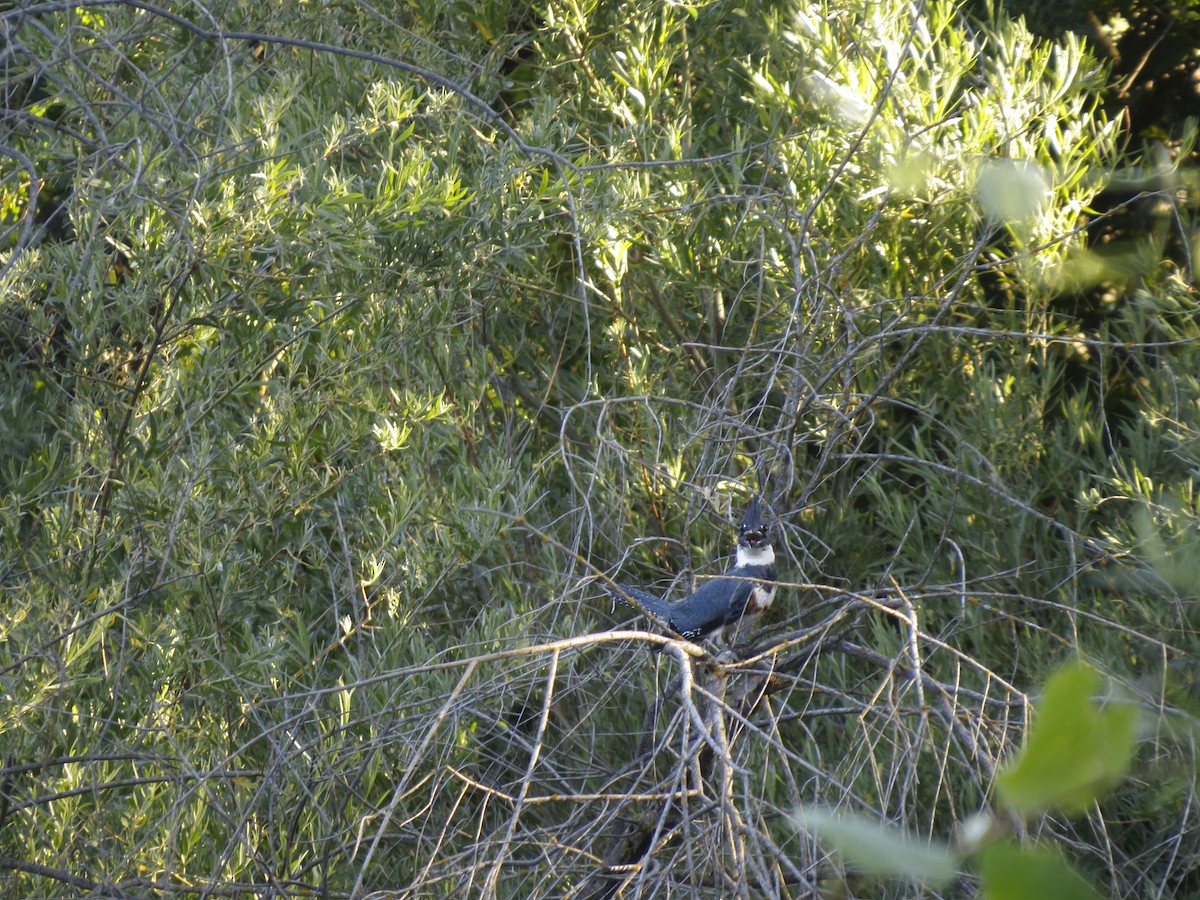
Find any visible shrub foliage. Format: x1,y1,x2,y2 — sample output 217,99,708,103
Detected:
2,0,1198,896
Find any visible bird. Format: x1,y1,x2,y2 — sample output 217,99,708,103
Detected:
608,497,778,641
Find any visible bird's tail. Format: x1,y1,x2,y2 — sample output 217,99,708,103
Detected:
606,583,672,620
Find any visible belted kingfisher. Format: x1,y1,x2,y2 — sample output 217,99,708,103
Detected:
608,497,778,641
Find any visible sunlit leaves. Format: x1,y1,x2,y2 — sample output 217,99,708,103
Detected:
998,662,1139,816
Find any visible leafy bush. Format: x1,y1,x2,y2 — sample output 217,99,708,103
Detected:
1,0,1198,897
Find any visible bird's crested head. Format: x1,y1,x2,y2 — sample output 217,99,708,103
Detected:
737,496,772,550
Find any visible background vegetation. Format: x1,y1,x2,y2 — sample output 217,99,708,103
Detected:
2,0,1198,896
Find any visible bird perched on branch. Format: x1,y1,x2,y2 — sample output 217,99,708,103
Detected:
608,497,778,641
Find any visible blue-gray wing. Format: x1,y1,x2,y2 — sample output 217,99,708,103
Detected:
668,578,755,639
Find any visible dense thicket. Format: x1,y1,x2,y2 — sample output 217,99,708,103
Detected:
2,1,1198,897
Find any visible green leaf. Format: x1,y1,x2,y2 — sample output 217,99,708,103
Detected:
792,805,958,887
998,662,1139,816
978,841,1103,900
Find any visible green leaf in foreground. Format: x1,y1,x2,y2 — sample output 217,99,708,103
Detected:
978,841,1103,900
997,662,1138,816
792,805,958,887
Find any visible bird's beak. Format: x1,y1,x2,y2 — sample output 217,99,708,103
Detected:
743,528,767,547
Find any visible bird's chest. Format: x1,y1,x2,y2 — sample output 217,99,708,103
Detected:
744,581,777,615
